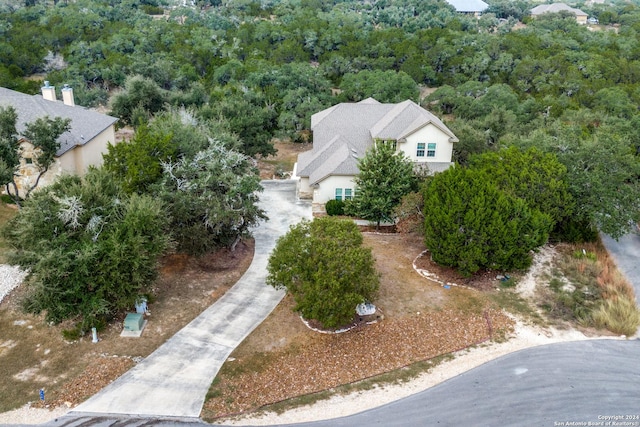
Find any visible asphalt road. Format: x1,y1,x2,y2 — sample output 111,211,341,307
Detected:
39,339,640,427
278,339,640,427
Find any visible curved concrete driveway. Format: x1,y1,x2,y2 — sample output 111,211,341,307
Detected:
73,180,311,418
43,215,640,425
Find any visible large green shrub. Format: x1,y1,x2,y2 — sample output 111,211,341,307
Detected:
267,217,379,328
469,146,572,226
325,199,345,216
423,167,552,276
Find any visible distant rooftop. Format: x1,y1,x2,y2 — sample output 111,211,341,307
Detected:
446,0,489,13
0,87,117,157
530,3,588,16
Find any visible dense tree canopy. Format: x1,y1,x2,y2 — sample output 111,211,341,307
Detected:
3,168,169,330
153,141,266,255
423,166,552,276
514,125,640,238
1,0,639,241
267,217,379,328
338,70,420,103
346,141,416,229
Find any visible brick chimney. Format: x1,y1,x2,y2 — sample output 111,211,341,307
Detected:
41,81,56,102
61,84,75,106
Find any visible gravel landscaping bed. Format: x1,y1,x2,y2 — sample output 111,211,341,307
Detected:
0,265,28,305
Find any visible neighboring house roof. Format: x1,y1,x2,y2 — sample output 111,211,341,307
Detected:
530,3,588,17
298,99,457,186
0,87,118,157
446,0,489,13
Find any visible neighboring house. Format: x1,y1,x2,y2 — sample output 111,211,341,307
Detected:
446,0,489,17
530,3,589,24
295,98,458,207
0,84,118,196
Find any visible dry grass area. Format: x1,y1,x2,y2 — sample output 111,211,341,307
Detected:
0,241,254,413
201,233,515,421
256,140,311,179
539,241,640,336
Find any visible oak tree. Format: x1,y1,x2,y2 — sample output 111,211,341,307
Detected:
267,217,379,329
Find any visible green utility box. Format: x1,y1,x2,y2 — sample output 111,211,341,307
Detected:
123,313,144,332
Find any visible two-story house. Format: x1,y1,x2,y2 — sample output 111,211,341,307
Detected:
295,98,458,208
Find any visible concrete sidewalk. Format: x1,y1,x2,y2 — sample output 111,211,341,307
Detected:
73,180,311,418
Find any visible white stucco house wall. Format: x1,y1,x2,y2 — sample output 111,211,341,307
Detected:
0,84,118,196
295,98,458,207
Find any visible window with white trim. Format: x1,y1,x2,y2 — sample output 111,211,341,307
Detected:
427,143,436,157
335,188,354,201
416,142,425,157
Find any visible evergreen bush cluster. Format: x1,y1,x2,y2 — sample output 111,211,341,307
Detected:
267,217,379,328
3,169,169,331
423,166,552,276
325,199,344,216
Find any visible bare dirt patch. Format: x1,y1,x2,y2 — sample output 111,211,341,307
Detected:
0,241,253,413
257,140,312,179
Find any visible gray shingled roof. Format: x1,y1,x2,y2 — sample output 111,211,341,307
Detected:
530,3,587,16
299,99,457,185
370,100,458,141
446,0,488,13
0,87,118,157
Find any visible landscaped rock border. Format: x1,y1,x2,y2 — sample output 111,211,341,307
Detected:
412,250,476,291
299,308,385,334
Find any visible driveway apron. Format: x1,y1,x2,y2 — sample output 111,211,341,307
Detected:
72,180,311,418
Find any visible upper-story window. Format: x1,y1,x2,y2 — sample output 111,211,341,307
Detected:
416,142,425,157
427,143,436,157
